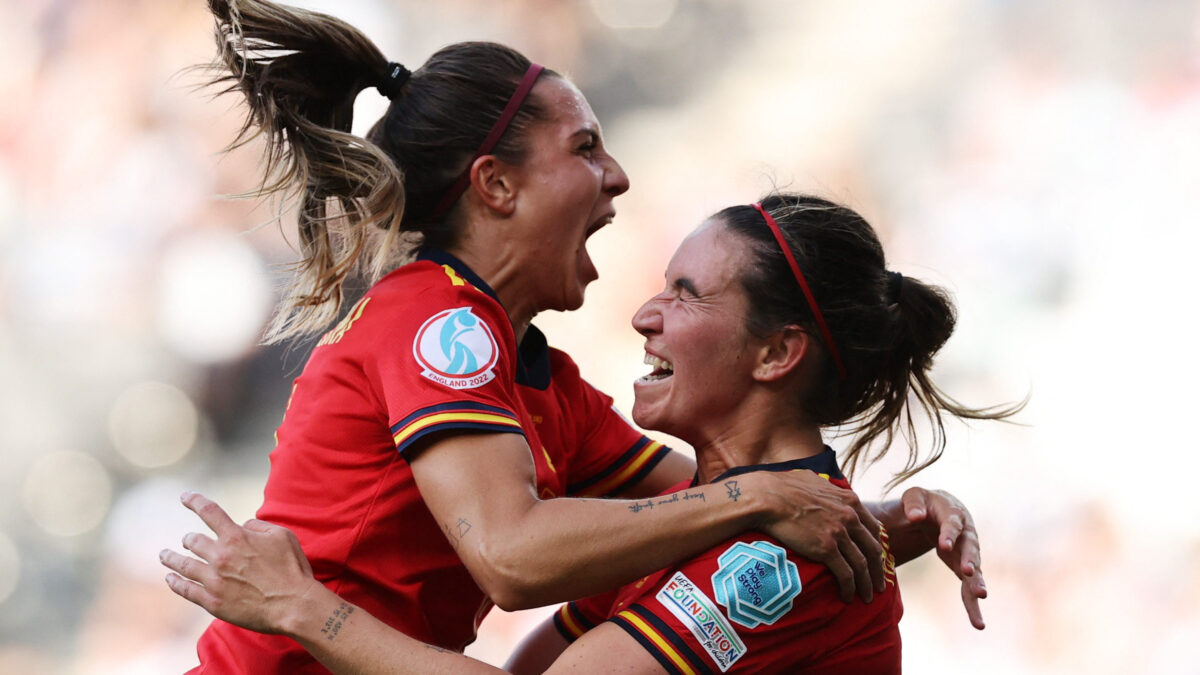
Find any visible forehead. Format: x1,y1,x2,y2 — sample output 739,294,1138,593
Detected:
531,76,599,133
666,219,750,289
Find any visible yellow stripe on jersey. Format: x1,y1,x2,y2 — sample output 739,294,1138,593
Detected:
392,411,522,447
558,604,587,639
442,265,467,286
317,297,371,347
579,441,664,497
615,610,697,675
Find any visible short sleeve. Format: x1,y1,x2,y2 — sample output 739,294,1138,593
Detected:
552,590,618,643
547,351,671,497
353,266,528,456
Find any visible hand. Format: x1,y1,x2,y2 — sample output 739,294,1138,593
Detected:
159,492,322,636
753,470,885,604
895,487,987,630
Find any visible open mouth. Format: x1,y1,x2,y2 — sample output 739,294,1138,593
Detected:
638,353,674,382
586,213,614,238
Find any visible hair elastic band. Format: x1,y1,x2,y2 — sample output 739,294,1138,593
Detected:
377,62,411,100
751,202,847,379
430,63,545,220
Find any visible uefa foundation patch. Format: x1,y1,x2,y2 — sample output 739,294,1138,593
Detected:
655,571,746,671
413,307,500,389
711,541,801,629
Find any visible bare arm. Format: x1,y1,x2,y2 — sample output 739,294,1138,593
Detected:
160,494,502,675
868,486,988,629
410,432,883,609
505,616,570,675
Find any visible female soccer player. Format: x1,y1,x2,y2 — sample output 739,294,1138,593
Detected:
180,1,987,671
163,194,1015,673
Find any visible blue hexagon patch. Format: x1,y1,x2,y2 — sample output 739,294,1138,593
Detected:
711,541,801,629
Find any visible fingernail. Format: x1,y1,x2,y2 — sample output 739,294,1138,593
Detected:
967,562,976,575
943,537,953,549
180,491,192,501
159,549,167,561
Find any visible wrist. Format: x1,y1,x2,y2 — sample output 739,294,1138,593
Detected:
278,578,339,641
735,471,782,528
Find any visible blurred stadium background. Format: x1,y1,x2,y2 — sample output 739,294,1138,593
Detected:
1,0,1198,672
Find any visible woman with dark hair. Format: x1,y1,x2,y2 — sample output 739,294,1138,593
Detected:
175,0,989,672
163,193,1018,673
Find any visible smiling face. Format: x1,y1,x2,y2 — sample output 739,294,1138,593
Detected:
503,77,630,313
630,219,765,443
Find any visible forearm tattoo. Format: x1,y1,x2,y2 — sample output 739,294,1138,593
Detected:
724,480,741,502
320,602,355,642
628,490,706,513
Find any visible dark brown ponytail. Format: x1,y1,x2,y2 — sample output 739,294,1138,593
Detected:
720,194,1024,489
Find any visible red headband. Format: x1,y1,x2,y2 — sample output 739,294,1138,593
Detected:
751,202,847,379
430,63,545,220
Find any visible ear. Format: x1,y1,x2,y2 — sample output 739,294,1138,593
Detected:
467,155,517,216
752,326,811,383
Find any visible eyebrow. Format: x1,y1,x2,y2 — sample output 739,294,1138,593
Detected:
572,127,600,143
672,277,700,296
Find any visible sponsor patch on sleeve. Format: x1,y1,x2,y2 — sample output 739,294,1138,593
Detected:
655,571,746,671
711,541,802,629
412,307,500,389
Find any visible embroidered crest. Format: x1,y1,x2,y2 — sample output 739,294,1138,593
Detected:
412,307,499,389
655,571,746,671
711,541,801,629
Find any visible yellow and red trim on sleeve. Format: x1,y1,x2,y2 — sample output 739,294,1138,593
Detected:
567,437,670,497
391,402,523,455
610,606,713,675
552,602,598,642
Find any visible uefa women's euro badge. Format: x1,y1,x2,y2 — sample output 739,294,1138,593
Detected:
711,541,802,629
413,307,500,389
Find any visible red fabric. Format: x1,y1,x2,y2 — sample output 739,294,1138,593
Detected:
564,469,902,674
189,258,664,673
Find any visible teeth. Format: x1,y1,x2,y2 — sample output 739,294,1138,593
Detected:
642,353,673,372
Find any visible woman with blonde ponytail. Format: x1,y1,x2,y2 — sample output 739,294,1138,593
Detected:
163,2,994,673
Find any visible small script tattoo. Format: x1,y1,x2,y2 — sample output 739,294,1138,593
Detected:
443,518,473,548
630,491,706,513
320,602,355,642
628,499,655,513
724,480,742,502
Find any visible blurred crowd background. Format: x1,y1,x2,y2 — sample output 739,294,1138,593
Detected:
2,0,1198,672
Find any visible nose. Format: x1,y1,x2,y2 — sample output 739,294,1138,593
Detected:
631,294,662,337
603,152,631,197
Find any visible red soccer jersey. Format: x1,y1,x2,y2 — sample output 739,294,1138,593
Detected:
556,449,902,675
190,250,668,674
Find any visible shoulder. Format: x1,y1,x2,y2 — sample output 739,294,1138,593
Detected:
320,261,513,352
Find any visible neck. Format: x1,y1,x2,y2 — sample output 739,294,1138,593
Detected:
446,243,535,342
690,393,826,484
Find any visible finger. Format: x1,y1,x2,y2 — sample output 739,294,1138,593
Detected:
899,487,929,522
837,533,873,604
823,551,857,604
180,532,219,562
159,548,214,586
961,579,986,630
182,492,241,538
847,500,886,593
848,520,886,594
955,530,982,578
164,571,220,612
937,512,965,552
243,518,273,533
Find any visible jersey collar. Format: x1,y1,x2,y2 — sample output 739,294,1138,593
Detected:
702,446,845,485
417,248,552,390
